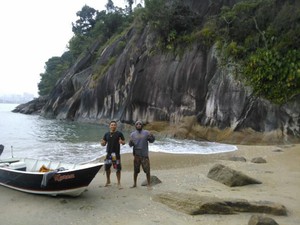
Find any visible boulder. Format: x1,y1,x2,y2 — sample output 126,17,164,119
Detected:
251,157,267,163
153,192,287,216
248,215,279,225
207,164,262,187
228,156,247,162
141,175,162,186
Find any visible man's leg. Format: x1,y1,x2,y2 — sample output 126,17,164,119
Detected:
105,169,111,186
142,157,152,190
131,156,140,188
131,172,138,188
146,172,151,187
116,170,121,186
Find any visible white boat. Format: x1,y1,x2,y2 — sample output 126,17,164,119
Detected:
0,144,103,197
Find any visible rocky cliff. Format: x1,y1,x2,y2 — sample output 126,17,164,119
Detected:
16,0,300,143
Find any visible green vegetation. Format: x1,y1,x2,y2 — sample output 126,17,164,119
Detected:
92,56,117,82
38,3,133,96
38,0,299,105
38,52,73,96
140,0,202,51
210,0,300,104
244,49,299,104
139,0,300,104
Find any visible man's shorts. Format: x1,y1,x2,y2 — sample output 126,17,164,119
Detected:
133,156,150,174
105,159,122,172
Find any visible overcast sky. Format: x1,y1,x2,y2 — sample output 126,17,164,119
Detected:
0,0,128,97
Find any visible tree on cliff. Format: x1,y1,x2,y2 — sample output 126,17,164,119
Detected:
38,52,73,96
38,4,130,96
72,5,98,36
124,0,143,14
106,0,115,13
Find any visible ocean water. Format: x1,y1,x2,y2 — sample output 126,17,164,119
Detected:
0,103,237,164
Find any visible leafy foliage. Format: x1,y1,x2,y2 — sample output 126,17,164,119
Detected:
68,6,131,59
38,52,73,96
38,4,131,96
244,49,300,104
72,5,98,36
142,0,201,50
210,0,300,104
138,0,299,104
92,56,117,82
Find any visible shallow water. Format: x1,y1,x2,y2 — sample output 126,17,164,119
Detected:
0,103,237,163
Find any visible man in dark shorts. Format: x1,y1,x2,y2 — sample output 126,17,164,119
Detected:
129,120,155,189
101,120,125,189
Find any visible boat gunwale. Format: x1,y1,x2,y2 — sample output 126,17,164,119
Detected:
0,157,103,174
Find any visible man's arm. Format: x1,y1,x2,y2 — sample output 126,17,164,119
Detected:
101,133,107,146
100,139,107,146
119,137,125,145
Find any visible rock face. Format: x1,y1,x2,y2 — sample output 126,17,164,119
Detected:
26,0,298,141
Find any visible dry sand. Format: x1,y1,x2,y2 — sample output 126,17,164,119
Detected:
0,144,299,225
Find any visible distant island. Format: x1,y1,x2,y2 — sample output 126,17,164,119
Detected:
0,93,35,104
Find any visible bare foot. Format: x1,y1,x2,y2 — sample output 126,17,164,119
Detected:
130,185,137,188
147,185,152,190
104,182,111,187
118,184,123,190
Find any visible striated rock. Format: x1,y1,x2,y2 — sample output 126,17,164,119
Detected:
248,215,279,225
207,164,262,187
226,200,287,215
154,192,234,215
153,192,287,216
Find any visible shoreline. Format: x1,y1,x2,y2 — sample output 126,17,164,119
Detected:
0,144,299,225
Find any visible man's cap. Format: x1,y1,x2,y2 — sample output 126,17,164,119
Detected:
135,120,143,126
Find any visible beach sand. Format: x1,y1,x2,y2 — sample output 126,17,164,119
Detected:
0,144,299,225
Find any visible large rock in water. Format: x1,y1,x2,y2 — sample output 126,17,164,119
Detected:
207,164,262,187
12,96,48,115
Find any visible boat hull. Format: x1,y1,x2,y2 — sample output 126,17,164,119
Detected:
0,161,103,197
